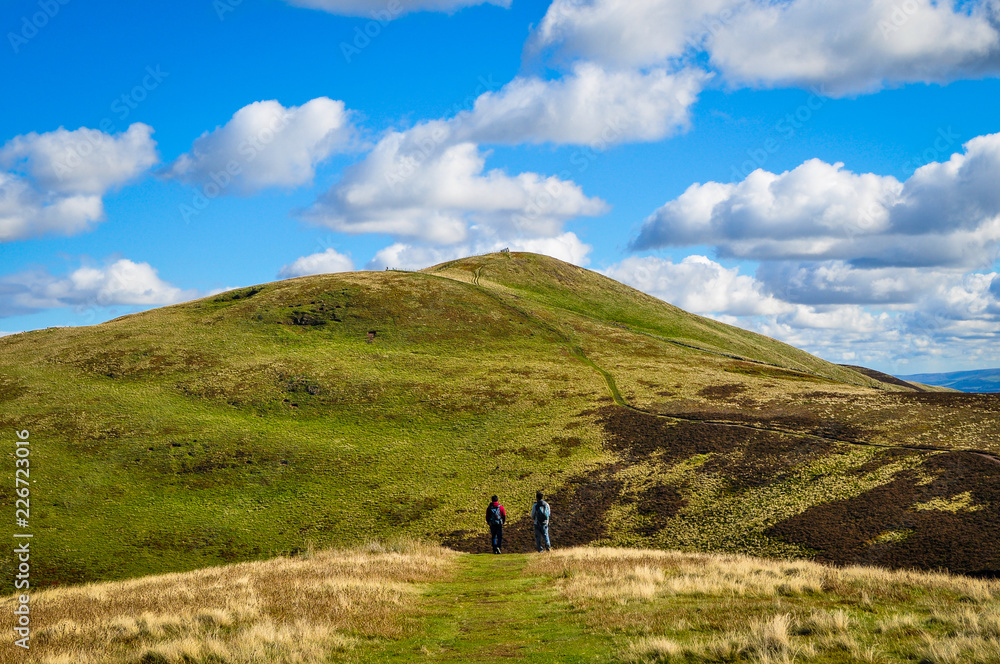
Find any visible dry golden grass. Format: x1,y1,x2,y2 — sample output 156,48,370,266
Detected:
526,547,999,604
526,547,1000,663
1,540,456,664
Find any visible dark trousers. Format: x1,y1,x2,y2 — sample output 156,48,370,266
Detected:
490,523,504,553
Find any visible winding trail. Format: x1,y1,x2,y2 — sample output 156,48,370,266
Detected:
445,265,1000,464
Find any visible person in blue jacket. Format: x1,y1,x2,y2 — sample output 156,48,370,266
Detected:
531,491,551,552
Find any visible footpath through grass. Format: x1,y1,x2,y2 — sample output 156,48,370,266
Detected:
6,544,1000,663
369,552,617,663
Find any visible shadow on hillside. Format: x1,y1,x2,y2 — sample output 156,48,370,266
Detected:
447,404,1000,578
442,466,622,554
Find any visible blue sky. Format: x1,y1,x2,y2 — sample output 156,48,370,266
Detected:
3,0,1000,374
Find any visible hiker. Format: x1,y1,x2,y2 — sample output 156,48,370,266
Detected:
531,491,551,552
486,495,507,554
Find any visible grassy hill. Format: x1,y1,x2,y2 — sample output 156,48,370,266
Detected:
4,542,999,664
1,251,999,589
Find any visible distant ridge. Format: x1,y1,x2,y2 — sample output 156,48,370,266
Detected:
839,365,924,391
896,368,1000,393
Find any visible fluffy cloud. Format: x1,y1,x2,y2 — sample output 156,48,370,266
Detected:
284,0,509,17
296,14,707,255
278,248,355,278
633,134,1000,269
1,123,158,195
367,231,592,270
622,130,1000,370
455,64,707,146
606,253,1000,369
165,98,356,194
304,124,607,244
0,124,158,241
756,262,937,306
0,259,193,316
603,255,791,316
708,0,1000,95
527,0,736,67
527,0,1000,95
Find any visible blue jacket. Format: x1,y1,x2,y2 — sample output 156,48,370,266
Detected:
531,500,550,525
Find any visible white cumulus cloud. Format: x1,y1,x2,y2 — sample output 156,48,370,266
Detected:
278,248,355,278
0,259,194,316
606,254,1000,370
0,124,158,242
527,0,1000,95
165,98,356,194
455,64,707,146
527,0,737,67
604,254,792,316
304,124,607,244
708,0,1000,95
633,133,1000,269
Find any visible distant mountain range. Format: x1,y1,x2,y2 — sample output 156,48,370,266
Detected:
896,368,1000,393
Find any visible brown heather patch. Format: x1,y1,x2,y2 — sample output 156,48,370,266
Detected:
443,465,623,554
633,484,686,536
596,405,834,490
894,392,1000,412
649,397,871,442
0,373,24,402
698,383,749,400
840,364,925,391
56,347,221,380
768,451,1000,577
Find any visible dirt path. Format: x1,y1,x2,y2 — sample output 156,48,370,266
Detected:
368,554,612,663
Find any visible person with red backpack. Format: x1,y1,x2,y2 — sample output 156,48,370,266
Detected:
486,495,507,554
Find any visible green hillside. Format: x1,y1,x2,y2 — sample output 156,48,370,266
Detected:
1,252,998,589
